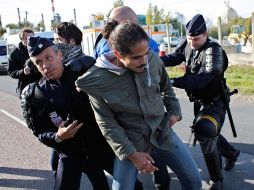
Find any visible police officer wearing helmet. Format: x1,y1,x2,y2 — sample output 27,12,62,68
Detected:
21,36,115,190
161,14,240,190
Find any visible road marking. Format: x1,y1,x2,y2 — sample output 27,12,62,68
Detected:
0,109,26,126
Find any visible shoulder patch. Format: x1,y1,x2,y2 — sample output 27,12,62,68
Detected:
205,62,213,72
205,47,213,54
205,48,213,72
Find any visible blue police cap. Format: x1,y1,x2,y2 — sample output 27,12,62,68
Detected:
185,14,207,36
27,36,54,57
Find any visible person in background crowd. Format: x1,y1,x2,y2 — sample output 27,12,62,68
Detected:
160,14,240,190
94,6,159,59
8,28,41,98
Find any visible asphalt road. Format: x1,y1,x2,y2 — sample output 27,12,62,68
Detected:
0,75,253,190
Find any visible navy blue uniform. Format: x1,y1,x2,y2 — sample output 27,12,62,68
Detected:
161,38,239,184
21,58,114,190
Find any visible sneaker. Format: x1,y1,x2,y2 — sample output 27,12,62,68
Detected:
209,180,223,190
224,149,240,171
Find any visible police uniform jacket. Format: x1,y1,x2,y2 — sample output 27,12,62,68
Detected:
161,38,226,103
21,56,110,157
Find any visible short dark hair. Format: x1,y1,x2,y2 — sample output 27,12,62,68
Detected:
108,22,149,56
55,22,83,45
19,27,34,40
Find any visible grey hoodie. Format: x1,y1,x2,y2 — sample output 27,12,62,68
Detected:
76,50,182,160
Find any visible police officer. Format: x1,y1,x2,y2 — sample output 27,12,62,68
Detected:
21,37,114,190
161,14,240,190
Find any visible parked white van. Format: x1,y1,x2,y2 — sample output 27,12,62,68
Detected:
0,40,8,73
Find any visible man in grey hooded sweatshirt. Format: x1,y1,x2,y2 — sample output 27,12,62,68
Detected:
76,21,202,190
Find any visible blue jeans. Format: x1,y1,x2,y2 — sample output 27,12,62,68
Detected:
112,131,202,190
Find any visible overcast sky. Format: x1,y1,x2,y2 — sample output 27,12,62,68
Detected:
0,0,253,30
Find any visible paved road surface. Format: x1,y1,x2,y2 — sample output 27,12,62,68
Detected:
0,75,253,190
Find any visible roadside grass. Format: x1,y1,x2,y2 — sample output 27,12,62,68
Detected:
167,64,254,95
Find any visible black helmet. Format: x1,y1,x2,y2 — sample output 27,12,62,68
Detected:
193,114,219,138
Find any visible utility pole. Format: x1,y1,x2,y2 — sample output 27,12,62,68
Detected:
0,15,2,27
41,13,45,26
73,8,77,25
17,8,21,28
41,13,45,31
51,0,55,16
166,22,171,53
25,11,28,26
218,17,222,46
252,12,254,64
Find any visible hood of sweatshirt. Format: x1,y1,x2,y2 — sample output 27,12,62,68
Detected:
95,51,152,87
95,51,127,75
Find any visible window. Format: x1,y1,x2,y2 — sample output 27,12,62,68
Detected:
0,46,7,56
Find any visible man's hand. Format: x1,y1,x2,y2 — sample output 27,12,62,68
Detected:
169,115,181,128
179,62,186,72
56,120,83,141
128,152,159,174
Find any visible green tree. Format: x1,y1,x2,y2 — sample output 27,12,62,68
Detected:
6,23,19,29
95,12,104,20
163,11,172,24
146,3,153,25
113,0,124,8
244,17,251,34
0,27,6,37
153,6,163,24
145,3,171,25
106,0,125,21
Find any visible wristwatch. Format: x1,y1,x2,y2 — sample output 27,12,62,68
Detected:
55,134,62,143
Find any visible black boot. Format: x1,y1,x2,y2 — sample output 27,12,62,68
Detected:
203,154,223,190
224,149,240,171
209,180,223,190
217,135,240,171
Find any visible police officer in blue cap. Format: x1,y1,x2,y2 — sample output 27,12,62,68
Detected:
21,36,116,190
161,14,240,190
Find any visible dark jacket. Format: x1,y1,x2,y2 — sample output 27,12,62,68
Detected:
8,42,41,95
94,34,159,59
161,38,226,102
21,56,112,157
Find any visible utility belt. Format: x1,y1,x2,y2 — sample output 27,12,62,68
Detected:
188,92,221,104
197,96,222,105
